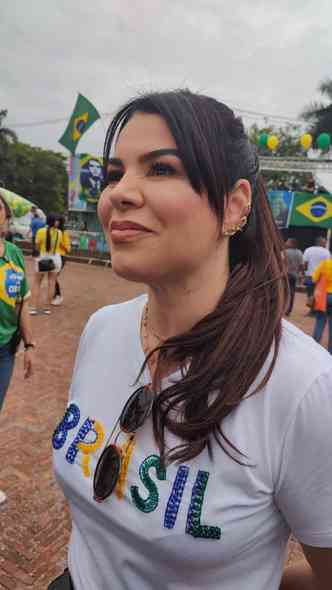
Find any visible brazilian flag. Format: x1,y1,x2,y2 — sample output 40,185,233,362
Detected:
59,94,100,154
289,192,332,228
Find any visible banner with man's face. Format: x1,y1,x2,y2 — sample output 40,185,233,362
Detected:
68,154,103,211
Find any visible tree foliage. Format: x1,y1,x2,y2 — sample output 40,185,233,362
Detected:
248,123,311,190
249,123,302,157
0,108,67,213
0,109,18,158
301,78,332,139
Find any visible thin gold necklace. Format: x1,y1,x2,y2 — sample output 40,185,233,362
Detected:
143,303,164,343
141,304,164,378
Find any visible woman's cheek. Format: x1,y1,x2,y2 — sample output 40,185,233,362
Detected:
97,190,111,229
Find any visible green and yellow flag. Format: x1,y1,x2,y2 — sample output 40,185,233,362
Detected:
59,94,100,154
289,193,332,228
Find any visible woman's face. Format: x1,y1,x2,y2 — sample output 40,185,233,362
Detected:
98,112,223,286
0,199,8,228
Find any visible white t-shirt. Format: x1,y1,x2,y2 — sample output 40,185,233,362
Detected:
303,246,330,276
53,294,332,590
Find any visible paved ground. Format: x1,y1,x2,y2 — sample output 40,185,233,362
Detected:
0,258,325,589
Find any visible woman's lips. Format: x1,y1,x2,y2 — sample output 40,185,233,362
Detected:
110,222,152,242
111,220,151,232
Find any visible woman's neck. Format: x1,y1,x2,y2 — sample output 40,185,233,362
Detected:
146,255,229,342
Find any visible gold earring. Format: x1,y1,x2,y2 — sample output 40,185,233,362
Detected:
223,225,238,237
238,215,248,230
223,215,248,236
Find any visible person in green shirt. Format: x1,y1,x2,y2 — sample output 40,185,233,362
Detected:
0,192,35,504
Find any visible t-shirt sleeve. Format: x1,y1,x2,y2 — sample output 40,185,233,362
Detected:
12,246,30,299
63,231,71,253
275,368,332,547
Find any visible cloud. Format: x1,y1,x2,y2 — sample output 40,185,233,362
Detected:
1,0,332,155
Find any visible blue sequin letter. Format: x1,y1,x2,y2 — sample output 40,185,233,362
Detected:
164,465,189,529
66,418,94,464
186,470,221,540
52,403,80,450
131,455,166,513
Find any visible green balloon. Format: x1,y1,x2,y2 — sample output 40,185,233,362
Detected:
258,133,268,147
317,133,331,151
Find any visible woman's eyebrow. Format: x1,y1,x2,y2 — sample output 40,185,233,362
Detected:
139,148,180,163
108,149,180,168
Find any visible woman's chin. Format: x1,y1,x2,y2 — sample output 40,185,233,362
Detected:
111,258,148,284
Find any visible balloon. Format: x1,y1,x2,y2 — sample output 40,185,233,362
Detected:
317,133,331,151
258,133,268,147
300,133,312,151
267,135,279,151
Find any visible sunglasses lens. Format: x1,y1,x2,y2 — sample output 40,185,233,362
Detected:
93,444,121,502
120,386,153,433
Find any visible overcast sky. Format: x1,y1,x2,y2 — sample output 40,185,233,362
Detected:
2,0,332,156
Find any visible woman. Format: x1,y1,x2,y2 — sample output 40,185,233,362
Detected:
52,91,332,589
30,213,62,315
312,254,332,353
0,192,34,503
52,215,71,306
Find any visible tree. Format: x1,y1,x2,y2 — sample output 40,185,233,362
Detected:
301,78,332,139
0,109,17,157
0,142,67,213
249,123,302,157
248,124,311,191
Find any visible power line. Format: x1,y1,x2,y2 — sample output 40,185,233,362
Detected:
7,105,305,129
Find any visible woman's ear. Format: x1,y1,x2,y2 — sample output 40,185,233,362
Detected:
222,179,252,236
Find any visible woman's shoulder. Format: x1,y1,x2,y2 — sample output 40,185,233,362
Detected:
85,293,147,335
270,319,332,398
5,241,25,266
244,321,332,444
36,226,46,237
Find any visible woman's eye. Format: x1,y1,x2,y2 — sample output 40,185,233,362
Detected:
107,170,123,184
148,162,176,177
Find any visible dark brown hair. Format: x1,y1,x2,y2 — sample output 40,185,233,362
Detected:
46,213,57,252
103,90,288,464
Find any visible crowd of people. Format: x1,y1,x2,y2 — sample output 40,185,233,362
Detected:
284,235,332,352
0,90,331,589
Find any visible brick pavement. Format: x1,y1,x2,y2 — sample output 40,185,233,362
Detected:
0,260,325,588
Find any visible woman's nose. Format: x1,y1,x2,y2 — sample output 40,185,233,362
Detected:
107,175,144,210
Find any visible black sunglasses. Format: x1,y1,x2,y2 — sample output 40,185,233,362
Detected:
93,385,153,502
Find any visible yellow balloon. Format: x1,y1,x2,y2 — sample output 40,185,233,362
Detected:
267,135,279,151
300,133,312,151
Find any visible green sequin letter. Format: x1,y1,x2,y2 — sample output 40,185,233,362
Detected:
131,454,166,513
186,470,221,540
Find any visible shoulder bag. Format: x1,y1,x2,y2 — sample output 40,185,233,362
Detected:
38,230,59,272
